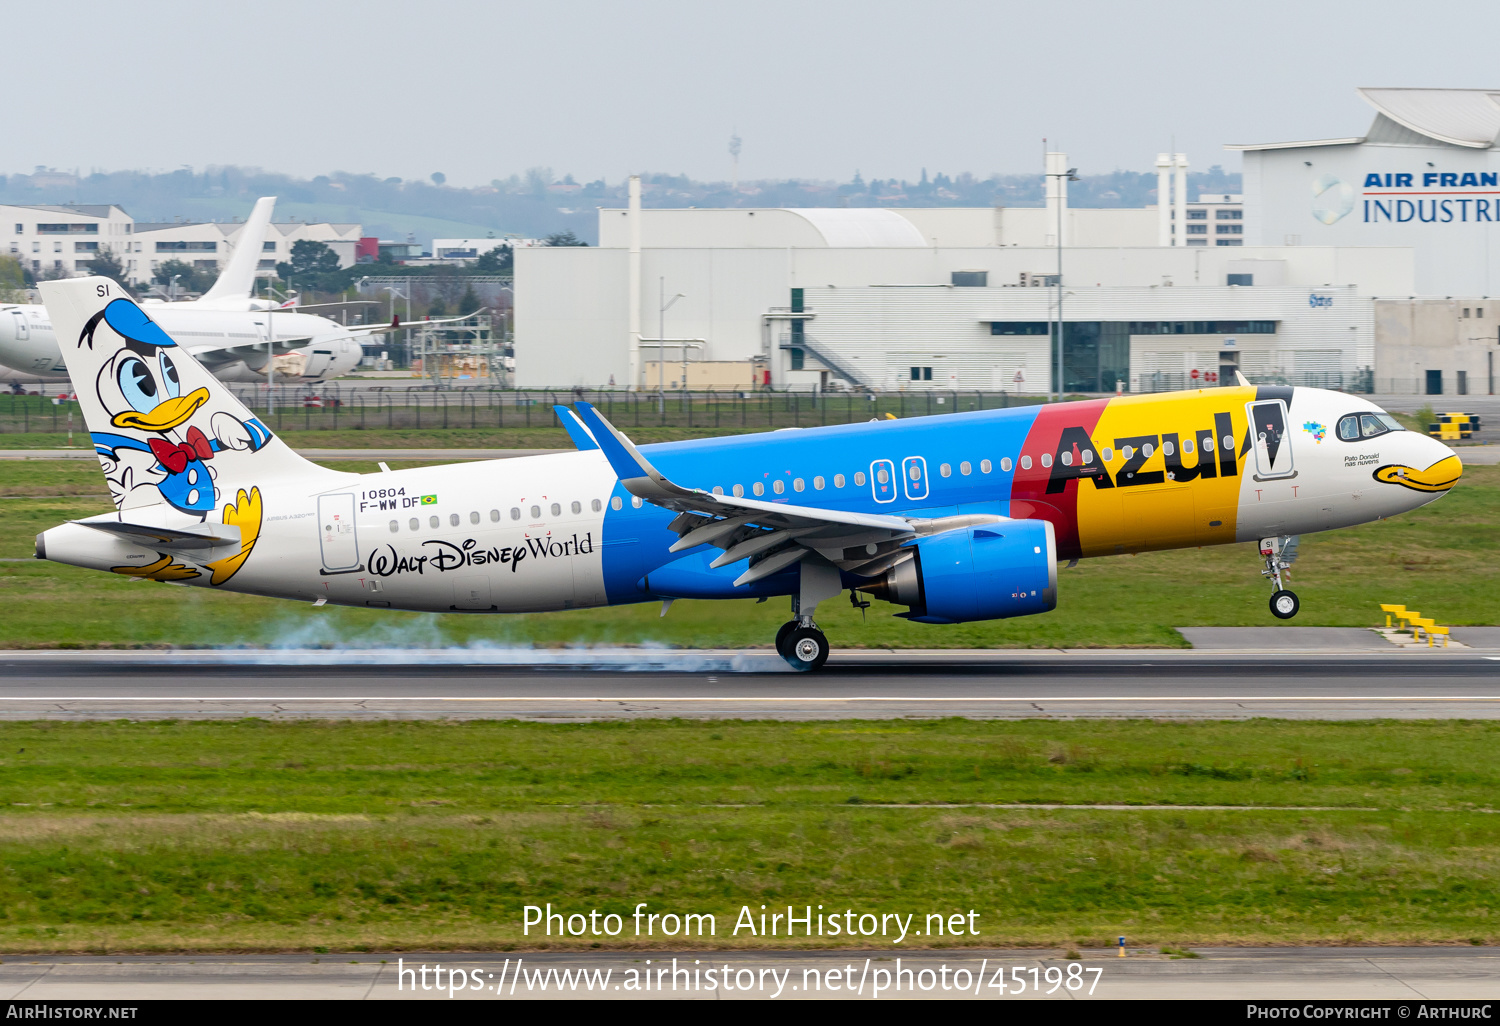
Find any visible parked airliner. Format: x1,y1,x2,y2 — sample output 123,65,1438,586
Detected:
0,198,367,386
33,278,1463,669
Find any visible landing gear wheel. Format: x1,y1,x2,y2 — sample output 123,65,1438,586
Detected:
774,620,798,658
783,626,830,672
1270,590,1300,620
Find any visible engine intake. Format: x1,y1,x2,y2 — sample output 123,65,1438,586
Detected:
859,520,1057,624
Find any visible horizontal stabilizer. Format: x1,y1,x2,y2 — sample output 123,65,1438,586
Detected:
81,520,241,549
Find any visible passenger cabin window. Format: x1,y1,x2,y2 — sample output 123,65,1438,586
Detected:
753,482,765,496
610,498,622,511
1020,456,1032,470
793,478,805,492
773,480,785,494
980,459,991,473
813,476,825,490
995,458,1007,472
732,484,744,497
834,474,845,488
511,507,522,519
429,516,440,529
551,503,562,517
591,499,602,512
939,463,951,477
389,520,399,533
530,505,541,519
490,509,501,522
960,461,971,475
632,496,643,508
409,518,419,531
854,472,866,486
1040,454,1053,468
571,501,582,514
712,486,723,495
450,514,460,527
470,511,480,524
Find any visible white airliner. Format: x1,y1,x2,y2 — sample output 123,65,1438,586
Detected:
0,198,366,386
33,277,1463,670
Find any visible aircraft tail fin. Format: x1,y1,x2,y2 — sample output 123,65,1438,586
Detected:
197,196,276,304
38,276,332,514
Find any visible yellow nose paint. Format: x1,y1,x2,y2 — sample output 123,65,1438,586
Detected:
1373,454,1463,492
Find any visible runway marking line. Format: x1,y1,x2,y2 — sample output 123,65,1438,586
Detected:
2,696,1500,703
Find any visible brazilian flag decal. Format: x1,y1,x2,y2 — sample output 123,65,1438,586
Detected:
421,495,437,505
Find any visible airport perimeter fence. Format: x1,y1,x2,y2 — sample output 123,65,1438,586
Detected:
0,387,1059,437
0,373,1397,439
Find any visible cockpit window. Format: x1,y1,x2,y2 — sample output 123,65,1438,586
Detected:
1338,412,1404,442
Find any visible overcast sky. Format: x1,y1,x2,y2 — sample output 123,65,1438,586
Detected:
13,0,1496,186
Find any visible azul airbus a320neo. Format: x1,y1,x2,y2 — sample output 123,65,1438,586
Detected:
33,277,1463,669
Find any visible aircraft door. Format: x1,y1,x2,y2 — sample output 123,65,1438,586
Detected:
303,348,334,378
317,493,361,571
1246,399,1295,479
10,311,27,340
901,456,929,501
870,459,897,503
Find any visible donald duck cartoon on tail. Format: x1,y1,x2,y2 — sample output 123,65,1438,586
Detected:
83,298,272,516
37,281,326,588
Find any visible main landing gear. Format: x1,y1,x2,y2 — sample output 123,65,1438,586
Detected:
1259,537,1300,620
776,619,830,672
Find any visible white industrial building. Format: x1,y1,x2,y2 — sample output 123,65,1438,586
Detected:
514,173,1408,394
2,203,360,284
132,219,361,281
1234,86,1500,391
1236,87,1500,294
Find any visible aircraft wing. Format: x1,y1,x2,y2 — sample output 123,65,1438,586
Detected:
186,339,315,367
572,402,1002,585
363,313,482,336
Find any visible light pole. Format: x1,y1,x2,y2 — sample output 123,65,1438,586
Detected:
1047,164,1080,401
658,277,685,409
380,285,411,376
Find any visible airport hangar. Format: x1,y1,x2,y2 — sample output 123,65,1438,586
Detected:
514,199,1411,396
517,89,1500,396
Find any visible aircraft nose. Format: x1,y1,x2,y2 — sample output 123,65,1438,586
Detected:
1374,432,1462,496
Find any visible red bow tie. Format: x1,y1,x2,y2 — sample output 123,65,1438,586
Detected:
148,426,214,475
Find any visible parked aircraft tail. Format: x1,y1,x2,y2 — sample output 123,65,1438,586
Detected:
196,196,276,306
38,276,329,516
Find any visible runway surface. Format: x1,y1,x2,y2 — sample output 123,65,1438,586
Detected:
2,948,1497,1000
3,647,1499,720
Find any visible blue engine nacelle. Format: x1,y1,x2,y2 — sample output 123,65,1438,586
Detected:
861,520,1057,624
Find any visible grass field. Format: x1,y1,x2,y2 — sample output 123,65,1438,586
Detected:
0,719,1497,952
0,455,1494,650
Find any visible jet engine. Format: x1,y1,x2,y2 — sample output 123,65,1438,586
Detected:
859,520,1057,624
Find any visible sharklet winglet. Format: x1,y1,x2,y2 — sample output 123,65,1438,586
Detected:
553,406,600,451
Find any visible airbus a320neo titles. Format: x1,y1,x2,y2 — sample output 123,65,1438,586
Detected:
32,277,1463,670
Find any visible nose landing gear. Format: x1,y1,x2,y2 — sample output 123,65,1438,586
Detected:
1260,536,1299,620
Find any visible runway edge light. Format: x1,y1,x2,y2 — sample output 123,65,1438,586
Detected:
1118,935,1126,957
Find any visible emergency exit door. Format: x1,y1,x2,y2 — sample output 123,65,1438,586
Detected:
317,493,361,571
